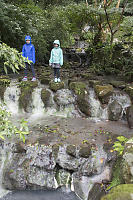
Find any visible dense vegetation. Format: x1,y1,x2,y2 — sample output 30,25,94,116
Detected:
0,0,133,80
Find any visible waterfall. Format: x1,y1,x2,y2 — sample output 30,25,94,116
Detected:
88,88,108,121
0,143,10,198
4,80,20,114
31,87,45,115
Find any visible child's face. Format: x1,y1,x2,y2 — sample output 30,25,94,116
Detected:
54,43,59,48
26,40,30,44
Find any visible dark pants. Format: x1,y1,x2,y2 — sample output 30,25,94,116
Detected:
24,63,35,77
54,68,60,78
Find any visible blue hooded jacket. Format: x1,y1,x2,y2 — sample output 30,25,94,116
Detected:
22,36,35,64
49,40,63,66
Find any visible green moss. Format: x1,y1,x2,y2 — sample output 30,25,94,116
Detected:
107,157,124,191
69,82,86,96
49,81,64,92
102,184,133,200
0,85,6,100
101,192,132,200
19,81,38,112
94,84,113,104
41,89,51,107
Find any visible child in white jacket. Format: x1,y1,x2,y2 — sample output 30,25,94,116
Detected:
49,40,63,83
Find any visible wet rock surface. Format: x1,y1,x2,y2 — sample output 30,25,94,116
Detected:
126,105,133,128
108,100,122,121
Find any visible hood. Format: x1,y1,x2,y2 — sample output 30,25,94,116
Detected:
25,36,31,44
53,40,60,47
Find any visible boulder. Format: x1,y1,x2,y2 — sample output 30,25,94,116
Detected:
56,146,81,171
94,85,113,104
108,100,123,121
87,183,106,200
27,166,56,189
66,145,77,157
41,89,51,107
126,105,133,128
101,184,133,200
79,145,91,158
125,84,133,103
69,82,91,116
77,93,91,116
49,81,64,92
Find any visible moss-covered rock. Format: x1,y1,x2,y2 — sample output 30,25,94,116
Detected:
41,89,51,107
40,78,51,85
79,144,91,158
69,82,86,96
94,84,113,104
101,184,133,200
69,82,91,116
109,81,126,89
49,81,64,92
89,80,102,87
66,145,76,157
19,81,38,112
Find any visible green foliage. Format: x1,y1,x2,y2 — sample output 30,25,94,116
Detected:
0,42,30,74
0,105,29,143
88,43,133,80
106,157,124,191
113,136,128,155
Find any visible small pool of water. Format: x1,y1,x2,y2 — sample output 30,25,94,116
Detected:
0,189,80,200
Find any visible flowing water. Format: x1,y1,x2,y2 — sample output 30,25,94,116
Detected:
0,79,132,200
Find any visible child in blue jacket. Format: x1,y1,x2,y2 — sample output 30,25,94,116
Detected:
49,40,63,83
22,36,36,81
